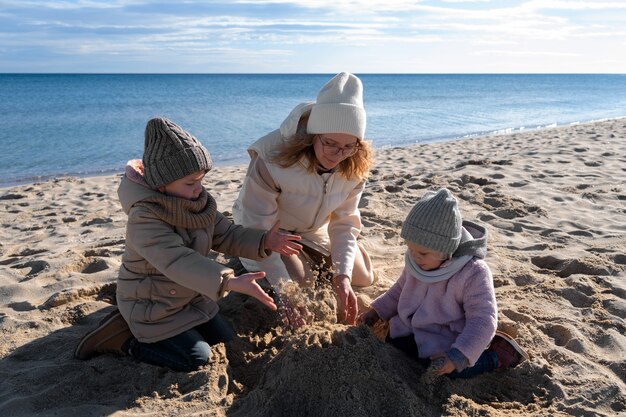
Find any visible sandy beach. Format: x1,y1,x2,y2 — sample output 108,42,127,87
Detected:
1,118,625,416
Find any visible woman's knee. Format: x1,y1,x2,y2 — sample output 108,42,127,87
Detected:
351,244,374,287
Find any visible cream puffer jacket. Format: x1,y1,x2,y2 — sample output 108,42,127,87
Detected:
116,162,269,343
232,103,365,286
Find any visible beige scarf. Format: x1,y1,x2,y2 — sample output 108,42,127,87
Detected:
134,189,217,229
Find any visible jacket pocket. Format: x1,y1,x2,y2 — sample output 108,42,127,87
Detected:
129,276,198,322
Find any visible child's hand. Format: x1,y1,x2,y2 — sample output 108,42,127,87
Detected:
357,307,380,326
264,221,302,256
226,271,277,310
428,354,455,376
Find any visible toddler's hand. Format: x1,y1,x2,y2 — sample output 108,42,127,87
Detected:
226,271,277,310
265,221,302,256
428,354,455,376
357,308,380,326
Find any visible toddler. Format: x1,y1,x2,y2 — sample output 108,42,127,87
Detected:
359,188,528,378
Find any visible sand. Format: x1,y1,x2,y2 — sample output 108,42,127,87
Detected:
1,118,625,416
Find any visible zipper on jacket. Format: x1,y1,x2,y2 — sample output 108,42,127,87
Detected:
308,176,329,229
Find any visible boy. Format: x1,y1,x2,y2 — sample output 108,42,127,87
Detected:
75,117,301,371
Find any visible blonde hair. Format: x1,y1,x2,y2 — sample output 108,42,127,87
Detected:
268,114,374,181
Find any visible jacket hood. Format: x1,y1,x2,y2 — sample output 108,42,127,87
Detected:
248,102,315,163
118,160,161,214
454,220,488,259
279,101,314,139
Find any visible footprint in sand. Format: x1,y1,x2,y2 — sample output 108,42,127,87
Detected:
584,161,603,167
81,192,106,200
559,287,595,308
568,230,594,237
12,248,48,257
603,299,626,319
8,301,37,311
493,208,528,219
84,248,112,257
613,254,626,265
42,282,117,309
531,255,613,278
457,174,494,186
81,258,110,274
81,217,113,227
95,238,126,248
539,323,582,351
506,243,552,251
509,272,536,286
11,259,50,279
384,184,404,193
0,193,27,200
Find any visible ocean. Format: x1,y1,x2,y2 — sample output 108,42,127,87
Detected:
1,73,625,186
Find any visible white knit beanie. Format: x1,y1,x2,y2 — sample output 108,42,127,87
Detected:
401,188,463,256
307,72,366,140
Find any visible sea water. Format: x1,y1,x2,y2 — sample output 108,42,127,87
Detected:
1,73,625,186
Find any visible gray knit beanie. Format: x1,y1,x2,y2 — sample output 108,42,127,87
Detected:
401,188,463,256
142,117,213,188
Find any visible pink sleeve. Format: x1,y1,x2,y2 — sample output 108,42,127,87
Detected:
370,269,408,320
451,261,498,365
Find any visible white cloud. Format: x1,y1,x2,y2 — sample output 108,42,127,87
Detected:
0,0,625,72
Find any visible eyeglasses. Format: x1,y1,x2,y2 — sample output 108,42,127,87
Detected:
317,135,360,157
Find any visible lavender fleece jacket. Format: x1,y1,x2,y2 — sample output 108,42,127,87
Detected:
371,221,497,366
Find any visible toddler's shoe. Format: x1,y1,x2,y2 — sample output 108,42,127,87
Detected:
489,330,530,369
74,308,132,360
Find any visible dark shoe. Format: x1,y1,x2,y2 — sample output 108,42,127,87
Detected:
488,330,530,369
75,308,133,360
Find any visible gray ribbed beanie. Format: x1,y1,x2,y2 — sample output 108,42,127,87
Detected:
142,117,213,188
401,188,463,255
307,72,366,140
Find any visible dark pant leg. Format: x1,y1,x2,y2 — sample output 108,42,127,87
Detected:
387,335,419,357
129,314,234,372
449,350,498,379
388,335,498,379
195,312,235,345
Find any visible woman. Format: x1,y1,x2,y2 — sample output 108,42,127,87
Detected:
233,72,375,326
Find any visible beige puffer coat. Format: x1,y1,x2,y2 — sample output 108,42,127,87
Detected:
232,103,365,286
116,164,269,343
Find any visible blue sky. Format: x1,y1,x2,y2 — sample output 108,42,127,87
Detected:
1,0,625,73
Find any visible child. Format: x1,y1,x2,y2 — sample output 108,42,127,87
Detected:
358,188,528,378
75,117,302,372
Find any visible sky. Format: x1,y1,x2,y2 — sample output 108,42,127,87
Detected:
1,0,625,73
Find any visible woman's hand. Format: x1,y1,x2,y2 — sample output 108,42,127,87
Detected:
226,271,277,310
264,221,302,256
333,274,358,325
357,307,379,326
